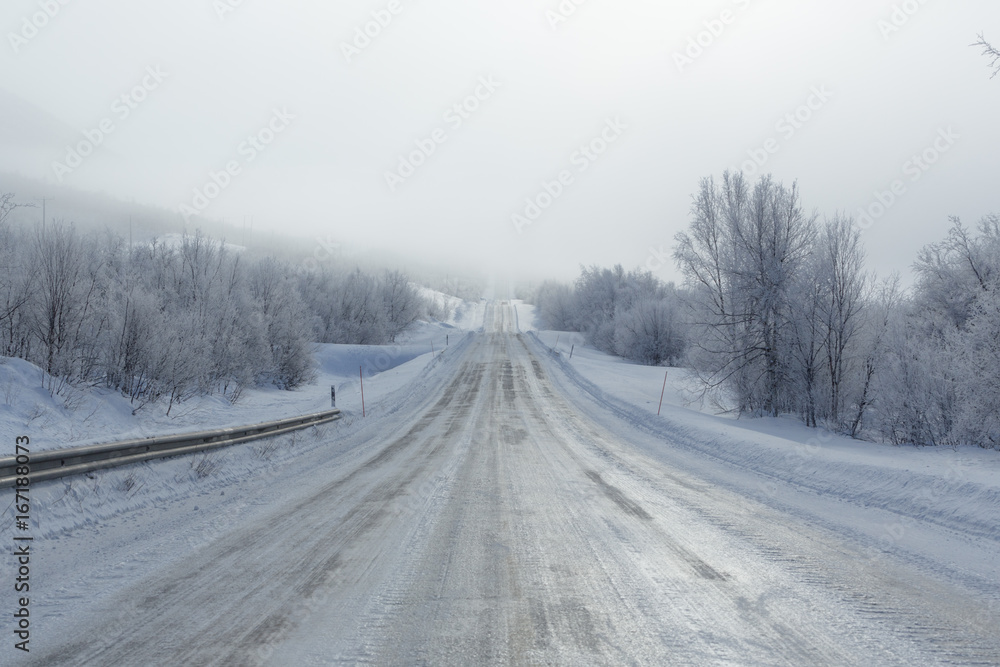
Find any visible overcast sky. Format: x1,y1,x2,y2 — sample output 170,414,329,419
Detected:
2,0,998,284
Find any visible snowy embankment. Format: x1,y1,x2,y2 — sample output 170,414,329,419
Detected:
517,301,1000,598
0,317,478,550
0,302,483,453
0,344,425,452
0,295,484,538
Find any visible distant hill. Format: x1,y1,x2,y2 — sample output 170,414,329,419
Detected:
0,174,486,298
1,169,192,241
0,87,80,178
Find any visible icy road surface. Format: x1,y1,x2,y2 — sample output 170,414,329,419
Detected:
29,303,1000,665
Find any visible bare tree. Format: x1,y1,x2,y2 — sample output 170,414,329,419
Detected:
248,258,314,388
532,281,577,331
849,275,900,438
913,216,999,332
675,172,815,416
574,264,628,352
381,269,423,343
613,295,686,366
31,222,84,378
786,254,826,427
0,195,35,355
817,215,868,425
972,33,1000,78
0,192,36,227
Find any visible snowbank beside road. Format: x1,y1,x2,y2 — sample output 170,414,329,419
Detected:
0,311,477,453
518,305,1000,607
517,301,1000,498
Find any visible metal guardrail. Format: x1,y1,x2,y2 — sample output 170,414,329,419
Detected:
0,409,341,488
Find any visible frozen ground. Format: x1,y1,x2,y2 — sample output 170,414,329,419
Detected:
1,299,997,664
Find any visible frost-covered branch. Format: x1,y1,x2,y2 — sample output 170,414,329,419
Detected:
972,33,1000,79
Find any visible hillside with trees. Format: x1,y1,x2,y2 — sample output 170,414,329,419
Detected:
1,190,427,413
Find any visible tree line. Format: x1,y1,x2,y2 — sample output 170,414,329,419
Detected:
534,172,1000,449
532,266,687,367
1,194,425,413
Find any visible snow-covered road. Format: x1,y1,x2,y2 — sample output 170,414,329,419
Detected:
25,303,1000,665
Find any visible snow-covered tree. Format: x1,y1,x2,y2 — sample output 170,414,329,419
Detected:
613,293,686,366
786,250,827,427
953,285,1000,447
675,172,815,416
847,275,900,438
574,264,627,352
30,222,86,377
0,201,34,358
530,268,687,365
871,216,1000,448
248,258,314,389
0,210,432,409
816,215,868,425
381,270,423,343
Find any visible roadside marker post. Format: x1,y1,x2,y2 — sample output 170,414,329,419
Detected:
360,366,366,417
658,370,668,416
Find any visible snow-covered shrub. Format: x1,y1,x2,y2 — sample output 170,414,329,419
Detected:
952,292,1000,448
613,296,686,366
528,266,687,366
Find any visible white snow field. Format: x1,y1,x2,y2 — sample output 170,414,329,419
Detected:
2,300,999,665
